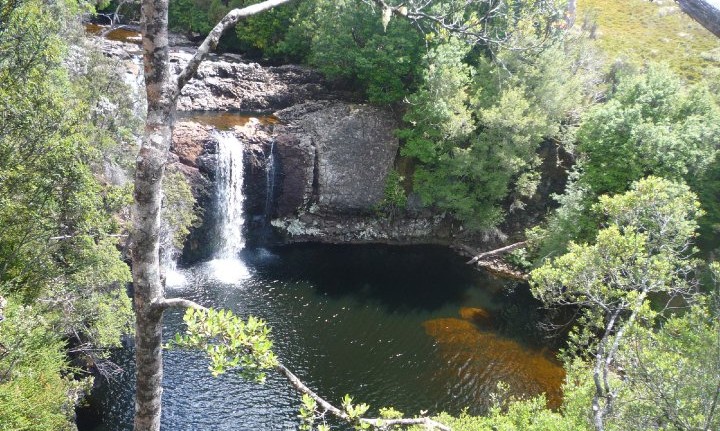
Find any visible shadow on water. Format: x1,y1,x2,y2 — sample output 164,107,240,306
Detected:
78,244,563,431
241,244,480,313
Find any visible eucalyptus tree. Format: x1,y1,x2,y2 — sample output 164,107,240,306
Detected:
530,177,704,431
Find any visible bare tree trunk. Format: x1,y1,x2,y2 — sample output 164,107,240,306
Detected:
676,0,720,38
566,0,577,27
133,0,174,427
132,1,296,429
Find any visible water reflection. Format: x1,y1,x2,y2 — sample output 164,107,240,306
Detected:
177,112,279,130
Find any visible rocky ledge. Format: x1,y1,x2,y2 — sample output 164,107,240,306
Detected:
92,33,338,113
271,212,450,244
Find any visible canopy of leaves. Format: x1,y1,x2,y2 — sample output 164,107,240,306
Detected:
0,0,136,423
578,64,720,197
400,30,595,230
536,64,720,257
0,301,81,430
531,177,700,325
613,302,720,431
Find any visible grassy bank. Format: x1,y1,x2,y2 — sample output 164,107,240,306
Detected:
579,0,720,80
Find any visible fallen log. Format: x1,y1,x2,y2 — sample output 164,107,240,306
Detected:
465,241,527,265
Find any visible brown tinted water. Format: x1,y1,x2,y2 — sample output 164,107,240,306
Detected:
178,111,279,130
85,23,141,44
424,314,565,409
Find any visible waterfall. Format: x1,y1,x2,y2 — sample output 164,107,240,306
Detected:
263,140,276,223
209,130,250,282
215,130,246,256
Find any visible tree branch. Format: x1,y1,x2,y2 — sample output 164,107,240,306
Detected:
364,0,565,47
275,363,451,431
156,297,208,311
676,0,720,38
174,0,298,94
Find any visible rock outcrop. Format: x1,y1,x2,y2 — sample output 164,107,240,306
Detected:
95,31,449,251
271,213,449,244
93,33,334,113
174,55,333,112
274,101,400,214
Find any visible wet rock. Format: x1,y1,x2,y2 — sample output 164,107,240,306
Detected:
172,121,213,168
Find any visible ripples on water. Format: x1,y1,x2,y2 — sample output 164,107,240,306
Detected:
80,244,563,430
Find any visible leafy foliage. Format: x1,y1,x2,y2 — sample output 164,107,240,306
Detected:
578,64,720,197
530,177,703,429
532,177,700,332
613,302,720,431
0,300,83,430
296,0,424,103
169,308,278,380
538,64,720,258
400,31,595,229
376,169,408,218
0,0,136,422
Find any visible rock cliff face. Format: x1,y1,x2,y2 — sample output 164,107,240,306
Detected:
273,101,400,214
170,101,448,255
267,101,449,244
95,33,447,253
173,53,333,112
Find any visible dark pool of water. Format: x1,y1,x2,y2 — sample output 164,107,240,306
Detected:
78,244,562,430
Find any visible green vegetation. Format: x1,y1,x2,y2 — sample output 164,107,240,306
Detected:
578,64,720,197
400,31,594,229
4,0,720,428
376,170,408,218
0,302,82,430
0,0,137,426
579,0,720,81
530,62,720,260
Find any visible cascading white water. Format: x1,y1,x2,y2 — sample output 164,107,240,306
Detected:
215,130,246,256
209,130,250,282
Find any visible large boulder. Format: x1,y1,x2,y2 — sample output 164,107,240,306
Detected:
274,101,400,215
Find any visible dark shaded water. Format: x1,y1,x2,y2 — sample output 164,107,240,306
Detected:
79,244,562,430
